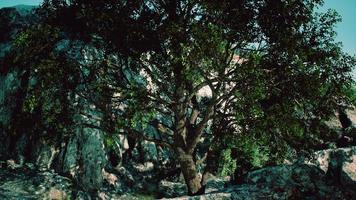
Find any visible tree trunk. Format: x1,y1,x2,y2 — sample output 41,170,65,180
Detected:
177,149,204,195
201,148,219,186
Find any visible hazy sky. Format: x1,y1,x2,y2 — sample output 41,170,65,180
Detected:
319,0,356,56
0,0,355,56
0,0,42,8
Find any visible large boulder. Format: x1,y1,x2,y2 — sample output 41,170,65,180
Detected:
243,164,329,199
305,147,356,187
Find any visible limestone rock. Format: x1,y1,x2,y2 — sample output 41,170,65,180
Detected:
133,161,154,173
102,169,118,186
48,188,67,200
165,147,356,200
158,180,187,198
305,146,356,187
32,140,57,170
115,166,135,187
61,136,79,177
0,165,73,200
78,127,107,192
141,140,158,162
204,176,226,193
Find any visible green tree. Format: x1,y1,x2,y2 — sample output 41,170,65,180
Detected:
13,0,355,195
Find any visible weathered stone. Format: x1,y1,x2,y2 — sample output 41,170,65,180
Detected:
0,70,20,127
141,140,158,162
33,140,57,170
204,176,226,193
60,136,79,177
133,161,154,173
115,166,135,186
158,180,187,198
305,146,356,187
78,127,107,192
165,148,356,200
48,188,67,200
6,159,21,169
0,165,74,200
118,135,129,150
102,169,118,186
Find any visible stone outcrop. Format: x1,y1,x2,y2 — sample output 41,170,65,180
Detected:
165,147,356,200
77,127,107,191
0,6,110,193
53,118,108,192
158,180,187,198
306,147,356,188
31,139,57,170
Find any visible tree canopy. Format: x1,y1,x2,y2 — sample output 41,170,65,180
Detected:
1,0,355,195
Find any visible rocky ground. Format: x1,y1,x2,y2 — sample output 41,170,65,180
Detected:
0,162,72,199
0,160,159,200
0,147,355,200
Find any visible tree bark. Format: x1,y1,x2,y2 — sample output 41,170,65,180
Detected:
176,149,203,195
173,102,204,195
201,148,219,186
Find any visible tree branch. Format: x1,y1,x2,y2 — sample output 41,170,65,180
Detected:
126,128,174,149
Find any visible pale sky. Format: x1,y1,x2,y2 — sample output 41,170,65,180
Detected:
0,0,42,8
318,0,356,56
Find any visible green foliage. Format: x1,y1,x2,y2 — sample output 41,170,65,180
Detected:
105,136,115,148
219,149,237,177
343,83,356,106
2,24,81,139
218,134,270,177
130,111,156,130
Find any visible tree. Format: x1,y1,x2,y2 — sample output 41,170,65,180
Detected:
12,0,355,195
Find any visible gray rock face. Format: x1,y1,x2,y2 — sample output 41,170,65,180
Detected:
0,70,20,127
62,136,79,176
245,164,327,198
0,6,35,131
55,125,107,192
78,127,107,191
0,6,112,196
14,134,29,165
204,177,226,193
32,140,57,170
141,140,158,162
